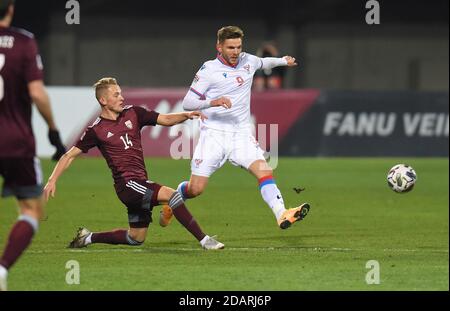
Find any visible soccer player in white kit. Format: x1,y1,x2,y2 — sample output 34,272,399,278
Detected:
176,26,310,229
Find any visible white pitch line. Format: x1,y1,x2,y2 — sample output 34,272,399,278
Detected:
25,246,449,254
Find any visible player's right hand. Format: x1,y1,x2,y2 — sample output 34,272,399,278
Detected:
210,97,232,109
283,55,298,66
43,182,56,201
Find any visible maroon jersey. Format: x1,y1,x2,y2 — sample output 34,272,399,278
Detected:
76,105,159,187
0,26,44,158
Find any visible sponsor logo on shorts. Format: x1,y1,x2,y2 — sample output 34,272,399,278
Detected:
194,159,203,168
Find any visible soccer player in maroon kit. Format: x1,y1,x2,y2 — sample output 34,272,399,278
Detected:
0,0,66,291
44,77,225,253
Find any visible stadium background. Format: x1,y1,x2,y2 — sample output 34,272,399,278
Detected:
13,0,449,158
1,0,449,292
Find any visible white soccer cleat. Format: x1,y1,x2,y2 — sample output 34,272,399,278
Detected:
0,265,7,291
68,227,91,248
201,235,225,250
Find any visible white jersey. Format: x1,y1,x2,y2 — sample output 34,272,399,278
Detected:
187,52,263,132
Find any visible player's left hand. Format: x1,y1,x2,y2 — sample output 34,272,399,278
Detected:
283,55,298,66
187,111,207,121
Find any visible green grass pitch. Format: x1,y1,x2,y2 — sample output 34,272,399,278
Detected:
0,157,448,290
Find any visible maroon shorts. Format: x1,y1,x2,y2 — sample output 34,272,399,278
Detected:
0,158,43,199
115,179,162,228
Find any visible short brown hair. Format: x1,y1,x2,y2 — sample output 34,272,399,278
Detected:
93,77,118,101
217,26,244,43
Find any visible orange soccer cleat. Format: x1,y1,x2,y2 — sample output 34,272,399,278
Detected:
159,205,173,227
277,203,311,229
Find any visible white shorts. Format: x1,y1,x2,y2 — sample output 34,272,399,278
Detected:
191,127,266,177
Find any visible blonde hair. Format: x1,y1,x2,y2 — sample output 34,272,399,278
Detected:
217,26,244,44
93,77,118,101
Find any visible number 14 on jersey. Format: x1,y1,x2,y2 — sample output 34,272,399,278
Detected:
120,133,133,149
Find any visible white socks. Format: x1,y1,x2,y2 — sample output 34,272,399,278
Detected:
0,265,7,291
260,183,286,220
0,265,7,276
84,233,93,245
200,235,210,247
0,265,7,279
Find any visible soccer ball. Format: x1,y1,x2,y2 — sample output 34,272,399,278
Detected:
387,164,417,193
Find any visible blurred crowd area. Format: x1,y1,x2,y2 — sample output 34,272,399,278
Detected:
11,0,449,91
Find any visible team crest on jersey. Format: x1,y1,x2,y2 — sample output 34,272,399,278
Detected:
222,73,227,78
194,159,203,168
125,120,133,129
243,64,250,73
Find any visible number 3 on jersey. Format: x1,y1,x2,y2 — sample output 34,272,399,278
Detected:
120,133,133,150
0,54,5,101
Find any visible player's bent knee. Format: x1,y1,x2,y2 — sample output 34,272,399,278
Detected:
188,185,204,197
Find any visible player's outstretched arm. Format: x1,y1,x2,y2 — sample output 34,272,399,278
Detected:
260,55,298,69
156,111,207,126
44,146,82,201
